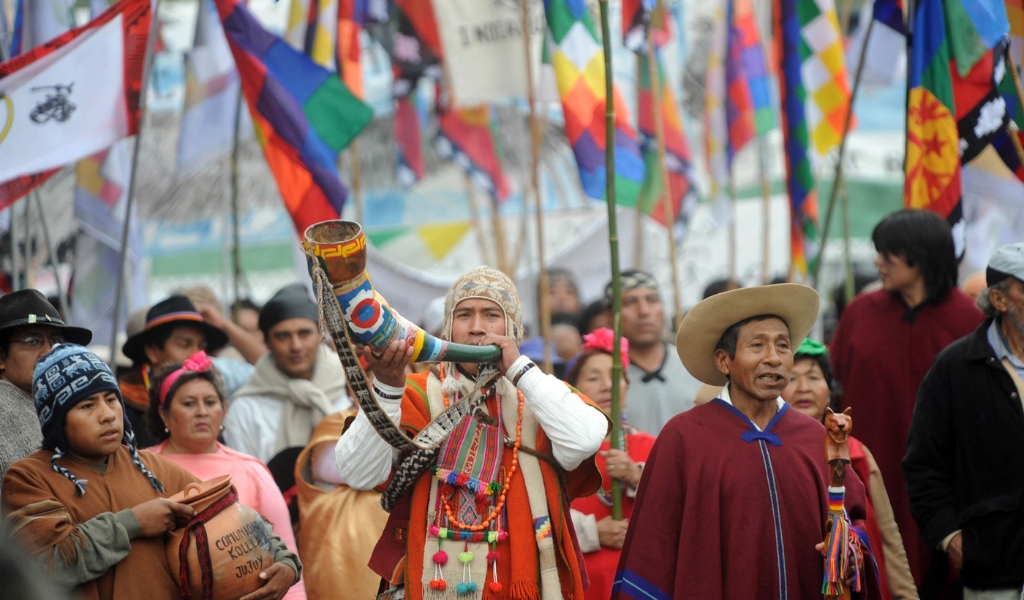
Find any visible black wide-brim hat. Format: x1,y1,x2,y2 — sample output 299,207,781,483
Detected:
121,295,229,365
0,289,92,345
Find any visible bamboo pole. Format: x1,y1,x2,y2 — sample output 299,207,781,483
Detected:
108,0,162,367
596,0,624,520
644,38,684,329
758,136,771,284
810,15,874,283
22,189,30,288
520,0,552,374
33,192,70,321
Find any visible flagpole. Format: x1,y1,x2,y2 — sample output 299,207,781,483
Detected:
810,15,873,283
644,38,684,328
463,173,496,267
350,142,364,223
520,0,552,375
33,192,70,321
634,55,645,270
229,86,244,316
1005,55,1024,168
597,0,624,521
728,167,737,280
108,0,161,366
10,200,19,291
758,136,771,283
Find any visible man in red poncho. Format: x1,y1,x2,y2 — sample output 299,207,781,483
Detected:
613,284,881,599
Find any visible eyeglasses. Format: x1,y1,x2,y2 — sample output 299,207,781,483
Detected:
10,335,66,350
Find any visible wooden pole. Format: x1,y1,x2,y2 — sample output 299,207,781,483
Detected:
463,173,495,267
596,0,624,520
229,86,244,316
634,53,645,270
758,136,771,284
1001,47,1024,167
728,169,737,280
108,0,161,366
644,39,684,328
840,183,855,303
350,141,364,223
520,0,552,374
33,192,70,321
810,15,874,283
10,200,19,291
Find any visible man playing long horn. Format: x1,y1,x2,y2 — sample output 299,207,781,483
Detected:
335,266,609,600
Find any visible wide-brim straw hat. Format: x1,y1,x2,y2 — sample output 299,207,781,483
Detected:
676,284,820,386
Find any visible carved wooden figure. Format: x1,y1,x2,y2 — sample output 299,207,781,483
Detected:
822,407,858,600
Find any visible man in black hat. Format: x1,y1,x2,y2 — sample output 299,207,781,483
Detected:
223,284,350,464
0,289,92,490
119,295,236,447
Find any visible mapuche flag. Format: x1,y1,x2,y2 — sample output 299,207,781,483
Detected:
0,0,151,210
905,0,1008,248
212,0,373,235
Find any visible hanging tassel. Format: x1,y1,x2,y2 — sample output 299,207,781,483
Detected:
821,486,861,598
456,540,475,596
487,543,502,593
430,538,448,591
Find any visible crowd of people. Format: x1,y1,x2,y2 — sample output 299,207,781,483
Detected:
0,207,1021,600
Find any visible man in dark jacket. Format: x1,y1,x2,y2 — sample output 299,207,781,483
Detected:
904,243,1024,599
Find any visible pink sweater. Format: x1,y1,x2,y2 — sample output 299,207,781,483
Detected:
148,441,307,600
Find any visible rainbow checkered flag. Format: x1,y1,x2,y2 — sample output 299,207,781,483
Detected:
544,0,645,205
775,0,820,276
797,0,853,156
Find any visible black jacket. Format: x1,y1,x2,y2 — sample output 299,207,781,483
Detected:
903,317,1024,589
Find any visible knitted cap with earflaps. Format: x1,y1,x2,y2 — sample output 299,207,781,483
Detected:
33,344,164,496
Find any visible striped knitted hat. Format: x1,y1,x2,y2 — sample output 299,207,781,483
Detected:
33,344,164,496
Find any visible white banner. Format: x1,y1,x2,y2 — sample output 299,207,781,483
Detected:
0,14,128,183
432,0,545,107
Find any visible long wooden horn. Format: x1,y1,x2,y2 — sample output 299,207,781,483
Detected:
303,220,501,363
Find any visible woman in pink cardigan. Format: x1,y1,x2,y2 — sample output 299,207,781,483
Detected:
146,352,306,600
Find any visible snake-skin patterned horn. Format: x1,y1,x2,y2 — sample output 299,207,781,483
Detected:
303,220,501,363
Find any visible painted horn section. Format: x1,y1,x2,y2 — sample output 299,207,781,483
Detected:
303,220,501,363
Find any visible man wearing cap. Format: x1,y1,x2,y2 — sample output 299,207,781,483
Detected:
119,295,242,447
608,270,702,434
613,284,879,599
223,284,350,465
335,266,608,600
904,243,1024,599
0,290,92,490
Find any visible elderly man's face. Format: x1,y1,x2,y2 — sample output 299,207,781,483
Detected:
716,317,793,403
992,279,1024,338
621,287,664,347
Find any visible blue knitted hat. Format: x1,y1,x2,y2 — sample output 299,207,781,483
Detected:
32,344,164,496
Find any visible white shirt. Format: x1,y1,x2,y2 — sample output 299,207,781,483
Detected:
717,384,785,432
223,392,351,464
335,356,609,490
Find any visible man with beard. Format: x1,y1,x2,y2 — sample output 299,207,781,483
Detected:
904,243,1024,599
